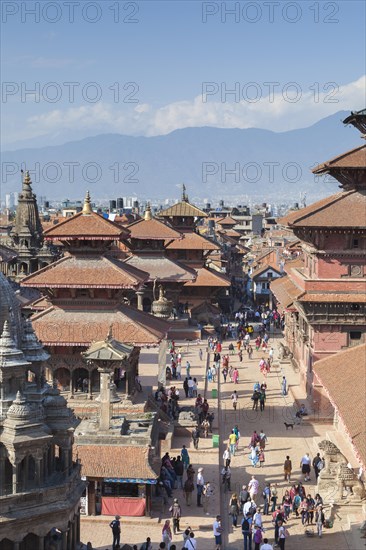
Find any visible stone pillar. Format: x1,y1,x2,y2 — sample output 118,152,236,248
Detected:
35,458,41,487
12,463,18,494
98,368,111,431
88,374,93,400
69,370,74,399
0,456,5,496
136,290,144,311
13,543,20,550
38,535,45,550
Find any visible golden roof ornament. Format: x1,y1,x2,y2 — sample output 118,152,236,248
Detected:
182,183,188,202
144,203,152,221
23,170,31,185
82,190,93,215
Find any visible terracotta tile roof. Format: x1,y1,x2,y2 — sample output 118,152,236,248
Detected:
216,216,237,226
21,255,148,289
75,445,159,479
251,264,282,279
223,229,241,238
313,344,366,468
31,304,169,346
27,295,51,310
158,201,207,218
312,145,366,172
165,232,219,251
283,256,305,272
184,267,230,287
300,292,366,303
127,218,182,240
270,275,304,309
125,255,196,282
279,190,366,228
43,211,129,240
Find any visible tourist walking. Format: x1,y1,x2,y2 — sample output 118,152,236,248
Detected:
213,515,224,550
241,515,253,550
281,376,287,396
196,467,204,507
300,452,311,482
253,525,263,550
248,475,259,502
174,456,184,488
263,483,271,515
183,477,194,506
229,492,239,527
202,481,213,515
223,446,231,467
181,445,190,470
221,464,231,492
278,520,288,550
312,453,322,480
283,456,292,482
109,515,121,549
162,520,173,549
228,430,238,456
169,498,182,534
231,390,238,410
316,505,325,537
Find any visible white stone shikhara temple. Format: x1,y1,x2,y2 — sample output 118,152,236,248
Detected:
0,273,84,549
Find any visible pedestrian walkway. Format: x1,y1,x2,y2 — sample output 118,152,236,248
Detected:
80,331,365,549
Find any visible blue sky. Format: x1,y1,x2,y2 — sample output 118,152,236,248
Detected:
1,0,365,149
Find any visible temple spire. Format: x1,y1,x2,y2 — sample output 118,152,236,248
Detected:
144,203,152,221
82,190,93,215
182,184,188,202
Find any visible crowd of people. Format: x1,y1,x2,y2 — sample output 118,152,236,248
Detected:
107,307,332,550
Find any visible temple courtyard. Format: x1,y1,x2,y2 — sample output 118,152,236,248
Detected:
79,331,365,549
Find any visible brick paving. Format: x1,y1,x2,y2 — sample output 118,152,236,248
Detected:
80,333,365,549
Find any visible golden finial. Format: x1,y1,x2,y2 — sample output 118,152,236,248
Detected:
144,202,152,221
23,170,31,185
182,184,188,202
82,190,93,215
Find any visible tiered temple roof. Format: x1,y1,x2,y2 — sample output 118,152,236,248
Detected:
29,304,168,346
21,254,148,289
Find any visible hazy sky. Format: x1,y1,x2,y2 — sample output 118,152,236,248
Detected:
1,0,365,149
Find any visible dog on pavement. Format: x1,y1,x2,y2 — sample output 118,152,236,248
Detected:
284,422,294,430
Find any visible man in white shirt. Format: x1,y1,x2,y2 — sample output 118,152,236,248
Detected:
196,467,204,507
186,532,197,550
223,447,231,467
260,537,273,549
231,391,238,410
253,507,263,528
243,499,256,518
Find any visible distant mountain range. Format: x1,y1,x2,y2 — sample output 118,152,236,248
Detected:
1,110,361,203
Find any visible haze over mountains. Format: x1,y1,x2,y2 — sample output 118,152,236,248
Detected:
1,110,360,202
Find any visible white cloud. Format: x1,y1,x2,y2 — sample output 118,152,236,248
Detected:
4,75,366,147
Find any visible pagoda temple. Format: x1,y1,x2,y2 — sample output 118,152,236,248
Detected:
21,192,169,397
159,186,231,317
271,111,366,411
124,204,196,314
4,171,56,281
